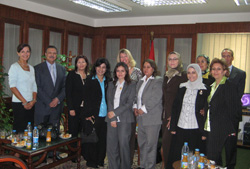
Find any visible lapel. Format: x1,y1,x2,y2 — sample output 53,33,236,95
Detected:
43,62,55,87
229,66,236,79
54,63,60,88
142,79,153,98
210,84,223,103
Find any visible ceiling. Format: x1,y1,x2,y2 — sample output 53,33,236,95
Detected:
26,0,250,19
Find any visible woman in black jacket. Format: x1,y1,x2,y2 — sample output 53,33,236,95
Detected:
205,58,241,168
169,63,208,166
84,57,111,168
66,55,89,140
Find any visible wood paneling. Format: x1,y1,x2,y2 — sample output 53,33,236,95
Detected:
1,4,250,66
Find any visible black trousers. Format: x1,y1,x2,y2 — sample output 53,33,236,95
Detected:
168,127,202,169
84,116,107,167
12,102,34,133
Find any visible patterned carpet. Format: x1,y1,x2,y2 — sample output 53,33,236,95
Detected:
50,150,162,169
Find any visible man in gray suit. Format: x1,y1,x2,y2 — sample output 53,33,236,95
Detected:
221,48,246,169
34,46,66,127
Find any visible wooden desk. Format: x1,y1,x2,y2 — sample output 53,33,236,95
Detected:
1,137,81,169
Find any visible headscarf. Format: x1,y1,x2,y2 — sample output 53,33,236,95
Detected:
165,51,184,79
179,63,206,90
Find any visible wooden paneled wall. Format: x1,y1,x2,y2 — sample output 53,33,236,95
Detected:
1,4,250,67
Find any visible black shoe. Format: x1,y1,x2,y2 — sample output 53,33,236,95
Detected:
71,158,78,163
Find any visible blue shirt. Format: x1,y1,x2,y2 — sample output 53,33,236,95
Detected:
93,75,107,117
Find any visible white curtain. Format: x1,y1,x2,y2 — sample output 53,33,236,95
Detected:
106,39,120,73
154,38,167,76
126,38,142,69
3,23,20,97
174,38,192,70
197,33,250,93
49,31,62,54
68,34,78,66
83,37,92,64
28,28,43,66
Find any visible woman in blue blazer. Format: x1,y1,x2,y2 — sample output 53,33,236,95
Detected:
106,62,136,169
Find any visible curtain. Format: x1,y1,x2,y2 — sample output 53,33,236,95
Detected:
174,38,192,70
28,28,43,66
3,23,20,97
106,39,120,73
49,31,62,54
126,38,142,69
83,37,92,64
68,34,78,66
197,33,250,93
154,38,167,76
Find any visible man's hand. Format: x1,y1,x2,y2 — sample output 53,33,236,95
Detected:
49,98,59,108
166,116,171,129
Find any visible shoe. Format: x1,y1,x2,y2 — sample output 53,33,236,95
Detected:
71,158,78,163
98,165,104,169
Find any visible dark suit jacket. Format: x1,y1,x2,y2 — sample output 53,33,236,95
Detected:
34,62,66,122
170,86,208,135
162,72,188,120
205,80,242,152
229,66,246,99
106,81,136,123
84,76,109,118
65,71,87,114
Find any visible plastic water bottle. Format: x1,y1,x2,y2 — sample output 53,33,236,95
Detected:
32,126,39,150
181,142,189,160
198,153,205,168
27,122,32,138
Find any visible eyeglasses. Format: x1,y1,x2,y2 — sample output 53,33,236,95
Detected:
168,58,178,61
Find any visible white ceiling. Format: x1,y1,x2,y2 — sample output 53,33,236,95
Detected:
26,0,250,19
1,0,250,27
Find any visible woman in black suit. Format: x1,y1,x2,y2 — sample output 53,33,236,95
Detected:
84,57,111,168
169,63,208,166
106,62,136,169
66,55,89,139
205,58,241,168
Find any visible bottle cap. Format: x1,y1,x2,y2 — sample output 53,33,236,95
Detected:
28,122,31,125
48,129,51,131
200,153,204,157
24,129,28,132
12,130,16,132
34,126,37,129
195,148,200,152
184,142,188,145
183,153,188,156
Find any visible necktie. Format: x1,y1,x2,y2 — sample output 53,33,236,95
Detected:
50,64,55,86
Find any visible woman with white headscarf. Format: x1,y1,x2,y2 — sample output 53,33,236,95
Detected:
169,63,209,165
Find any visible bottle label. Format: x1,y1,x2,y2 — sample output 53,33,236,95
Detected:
28,132,32,137
26,142,32,149
33,137,38,143
198,162,205,168
46,137,51,142
181,161,188,168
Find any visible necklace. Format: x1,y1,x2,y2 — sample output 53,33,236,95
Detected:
18,61,29,70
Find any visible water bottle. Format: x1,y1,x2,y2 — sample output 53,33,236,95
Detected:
181,142,189,160
27,122,32,138
32,126,39,150
26,136,32,149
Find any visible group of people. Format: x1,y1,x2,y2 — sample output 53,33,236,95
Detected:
8,43,246,169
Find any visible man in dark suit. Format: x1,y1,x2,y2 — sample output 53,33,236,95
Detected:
34,46,66,127
221,48,246,169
